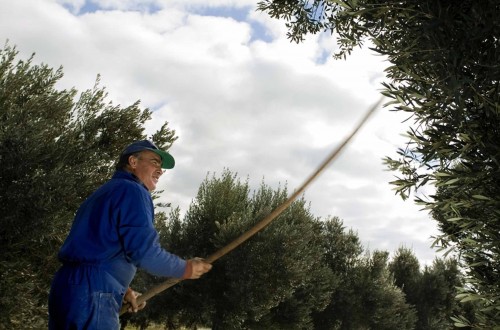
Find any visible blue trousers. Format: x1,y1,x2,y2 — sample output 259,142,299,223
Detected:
48,264,126,330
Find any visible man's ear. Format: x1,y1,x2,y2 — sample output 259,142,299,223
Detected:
128,155,138,169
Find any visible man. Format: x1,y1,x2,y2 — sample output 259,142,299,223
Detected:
49,140,212,329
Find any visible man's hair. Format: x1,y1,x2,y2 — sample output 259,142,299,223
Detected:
115,152,141,171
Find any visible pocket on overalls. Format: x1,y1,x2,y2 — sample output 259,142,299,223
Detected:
96,292,120,330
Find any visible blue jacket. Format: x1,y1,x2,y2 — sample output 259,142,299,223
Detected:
58,170,187,286
49,170,188,329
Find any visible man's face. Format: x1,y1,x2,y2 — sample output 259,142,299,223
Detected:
129,150,164,191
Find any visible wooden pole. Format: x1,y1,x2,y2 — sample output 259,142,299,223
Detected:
121,97,384,315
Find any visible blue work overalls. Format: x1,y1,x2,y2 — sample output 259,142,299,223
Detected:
49,171,186,329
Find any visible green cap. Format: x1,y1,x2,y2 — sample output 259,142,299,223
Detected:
121,140,175,169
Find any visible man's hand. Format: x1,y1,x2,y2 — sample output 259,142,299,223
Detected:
186,257,212,279
123,288,146,313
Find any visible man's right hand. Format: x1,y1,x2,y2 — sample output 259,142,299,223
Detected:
185,258,212,279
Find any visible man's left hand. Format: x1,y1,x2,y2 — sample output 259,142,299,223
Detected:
124,288,146,313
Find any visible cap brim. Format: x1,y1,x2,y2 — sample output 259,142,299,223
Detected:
152,149,175,169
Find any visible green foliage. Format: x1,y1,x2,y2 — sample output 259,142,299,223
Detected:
258,0,500,327
389,247,421,305
389,247,474,330
152,169,335,329
139,170,431,329
315,247,417,330
361,250,417,330
0,43,177,329
311,217,365,329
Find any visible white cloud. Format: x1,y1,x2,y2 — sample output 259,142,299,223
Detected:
0,0,441,266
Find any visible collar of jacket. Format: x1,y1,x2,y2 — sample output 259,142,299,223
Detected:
113,170,149,191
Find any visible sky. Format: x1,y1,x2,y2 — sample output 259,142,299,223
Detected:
0,0,443,266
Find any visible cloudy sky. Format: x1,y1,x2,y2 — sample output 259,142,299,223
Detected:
0,0,442,265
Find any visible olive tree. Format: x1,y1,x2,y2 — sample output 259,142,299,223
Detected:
0,43,177,329
258,1,500,327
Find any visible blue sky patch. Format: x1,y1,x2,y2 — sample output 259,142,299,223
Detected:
249,21,273,43
59,0,100,15
194,6,273,43
64,1,162,16
77,1,100,14
195,5,249,22
60,2,273,43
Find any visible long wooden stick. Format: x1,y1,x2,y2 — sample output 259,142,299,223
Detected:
121,97,384,315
